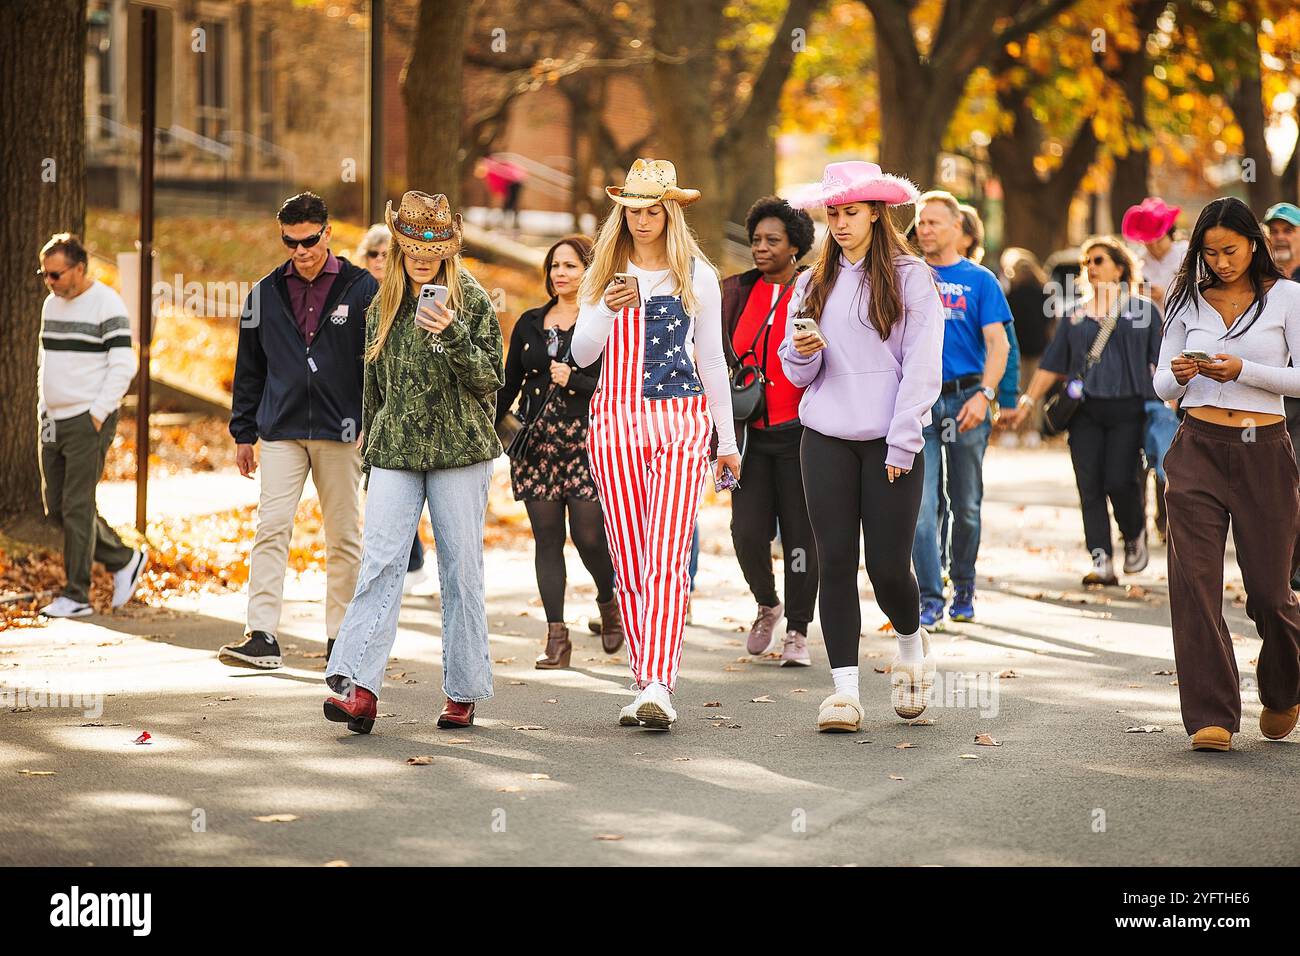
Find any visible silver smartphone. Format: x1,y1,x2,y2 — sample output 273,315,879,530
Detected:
1180,349,1215,362
792,316,822,340
417,284,449,315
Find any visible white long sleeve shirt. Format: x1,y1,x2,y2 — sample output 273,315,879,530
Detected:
1153,278,1300,412
573,258,739,456
38,281,137,422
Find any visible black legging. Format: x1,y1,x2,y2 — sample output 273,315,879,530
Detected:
525,498,616,623
1066,396,1145,557
731,422,819,634
801,427,925,669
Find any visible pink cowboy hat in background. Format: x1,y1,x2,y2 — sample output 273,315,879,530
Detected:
1122,197,1181,243
785,160,921,210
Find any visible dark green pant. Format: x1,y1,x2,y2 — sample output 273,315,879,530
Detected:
39,409,134,604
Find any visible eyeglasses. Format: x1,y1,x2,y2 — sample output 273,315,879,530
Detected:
37,268,68,281
281,226,326,249
365,249,389,259
1081,255,1109,267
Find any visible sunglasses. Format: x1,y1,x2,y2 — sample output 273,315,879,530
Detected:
36,268,70,281
365,249,389,259
1082,255,1109,267
281,226,326,249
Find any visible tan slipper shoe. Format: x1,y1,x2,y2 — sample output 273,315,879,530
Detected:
817,693,863,733
891,629,935,720
1191,726,1232,751
1260,705,1299,740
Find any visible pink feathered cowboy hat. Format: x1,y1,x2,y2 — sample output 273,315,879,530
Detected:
785,160,920,210
1121,197,1180,244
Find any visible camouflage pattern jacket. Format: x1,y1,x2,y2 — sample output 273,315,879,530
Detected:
361,271,504,473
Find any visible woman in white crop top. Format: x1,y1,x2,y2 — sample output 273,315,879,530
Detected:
1152,196,1300,752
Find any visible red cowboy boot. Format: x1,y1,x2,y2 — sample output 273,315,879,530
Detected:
437,699,475,729
323,685,377,735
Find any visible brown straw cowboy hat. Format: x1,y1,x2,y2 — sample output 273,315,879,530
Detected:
385,190,464,260
606,159,701,208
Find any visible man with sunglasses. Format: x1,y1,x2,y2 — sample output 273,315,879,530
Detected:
35,233,146,619
220,192,379,669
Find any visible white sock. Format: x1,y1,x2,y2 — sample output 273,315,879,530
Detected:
895,627,924,663
831,666,860,700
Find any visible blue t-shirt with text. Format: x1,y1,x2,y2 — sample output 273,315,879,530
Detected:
932,258,1013,382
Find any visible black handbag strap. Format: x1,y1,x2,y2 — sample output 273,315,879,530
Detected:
525,330,574,425
735,280,795,368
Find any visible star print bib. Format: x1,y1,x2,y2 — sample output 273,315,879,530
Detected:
641,293,704,399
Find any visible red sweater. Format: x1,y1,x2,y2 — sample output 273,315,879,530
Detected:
732,278,802,428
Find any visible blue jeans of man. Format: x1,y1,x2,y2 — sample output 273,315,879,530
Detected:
912,384,991,603
326,461,495,703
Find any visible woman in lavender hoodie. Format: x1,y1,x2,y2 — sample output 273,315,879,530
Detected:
778,161,944,733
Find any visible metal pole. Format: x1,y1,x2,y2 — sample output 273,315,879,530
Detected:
367,0,384,223
135,5,157,534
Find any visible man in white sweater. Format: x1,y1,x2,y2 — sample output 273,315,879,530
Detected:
36,234,146,618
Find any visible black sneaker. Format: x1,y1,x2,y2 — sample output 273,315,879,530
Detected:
218,631,283,669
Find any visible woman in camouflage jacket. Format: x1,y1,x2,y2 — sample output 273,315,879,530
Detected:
323,191,504,734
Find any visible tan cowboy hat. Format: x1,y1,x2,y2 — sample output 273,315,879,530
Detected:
606,158,701,208
385,190,464,260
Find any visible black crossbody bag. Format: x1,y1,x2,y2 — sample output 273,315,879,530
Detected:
1043,311,1119,436
730,279,795,424
506,329,571,462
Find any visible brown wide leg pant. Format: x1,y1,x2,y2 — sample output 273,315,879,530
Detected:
1164,414,1300,734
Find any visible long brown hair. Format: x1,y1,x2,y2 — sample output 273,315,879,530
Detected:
801,201,913,338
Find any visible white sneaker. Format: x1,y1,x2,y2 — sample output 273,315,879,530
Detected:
618,701,642,726
112,548,147,609
41,596,93,618
633,682,677,729
403,566,428,595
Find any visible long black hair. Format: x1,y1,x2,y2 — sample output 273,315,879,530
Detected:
1164,196,1285,339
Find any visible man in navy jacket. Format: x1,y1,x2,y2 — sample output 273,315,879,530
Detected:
219,192,379,670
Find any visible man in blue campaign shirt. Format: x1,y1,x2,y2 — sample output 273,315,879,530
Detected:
911,191,1010,628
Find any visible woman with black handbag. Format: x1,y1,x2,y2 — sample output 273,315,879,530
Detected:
1015,236,1163,586
721,196,820,665
495,236,621,669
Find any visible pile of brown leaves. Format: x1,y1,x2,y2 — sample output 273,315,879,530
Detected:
103,415,236,482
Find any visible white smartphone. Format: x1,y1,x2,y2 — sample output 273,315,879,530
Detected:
417,284,449,315
792,316,822,339
1180,349,1215,362
612,273,641,309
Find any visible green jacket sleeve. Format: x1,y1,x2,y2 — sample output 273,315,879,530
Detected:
440,278,505,399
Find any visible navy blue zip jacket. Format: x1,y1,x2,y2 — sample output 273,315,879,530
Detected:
229,256,379,445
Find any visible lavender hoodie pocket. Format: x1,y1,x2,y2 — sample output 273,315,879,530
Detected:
805,370,899,439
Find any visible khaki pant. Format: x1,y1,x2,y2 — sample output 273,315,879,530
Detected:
1165,415,1300,734
246,439,362,639
39,409,135,604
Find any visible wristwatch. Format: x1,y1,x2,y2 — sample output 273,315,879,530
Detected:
979,385,996,403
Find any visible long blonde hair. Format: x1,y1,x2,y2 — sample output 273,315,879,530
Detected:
367,241,465,362
578,200,714,316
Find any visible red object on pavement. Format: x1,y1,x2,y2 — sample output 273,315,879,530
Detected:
134,731,152,745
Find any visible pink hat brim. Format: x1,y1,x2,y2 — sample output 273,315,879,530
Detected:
786,173,920,210
1122,205,1180,243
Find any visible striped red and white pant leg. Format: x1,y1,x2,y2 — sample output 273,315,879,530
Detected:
637,394,712,692
588,305,651,683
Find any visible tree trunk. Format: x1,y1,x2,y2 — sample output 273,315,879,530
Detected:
0,0,86,521
402,0,469,207
651,0,727,262
1232,39,1282,214
1107,0,1162,228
